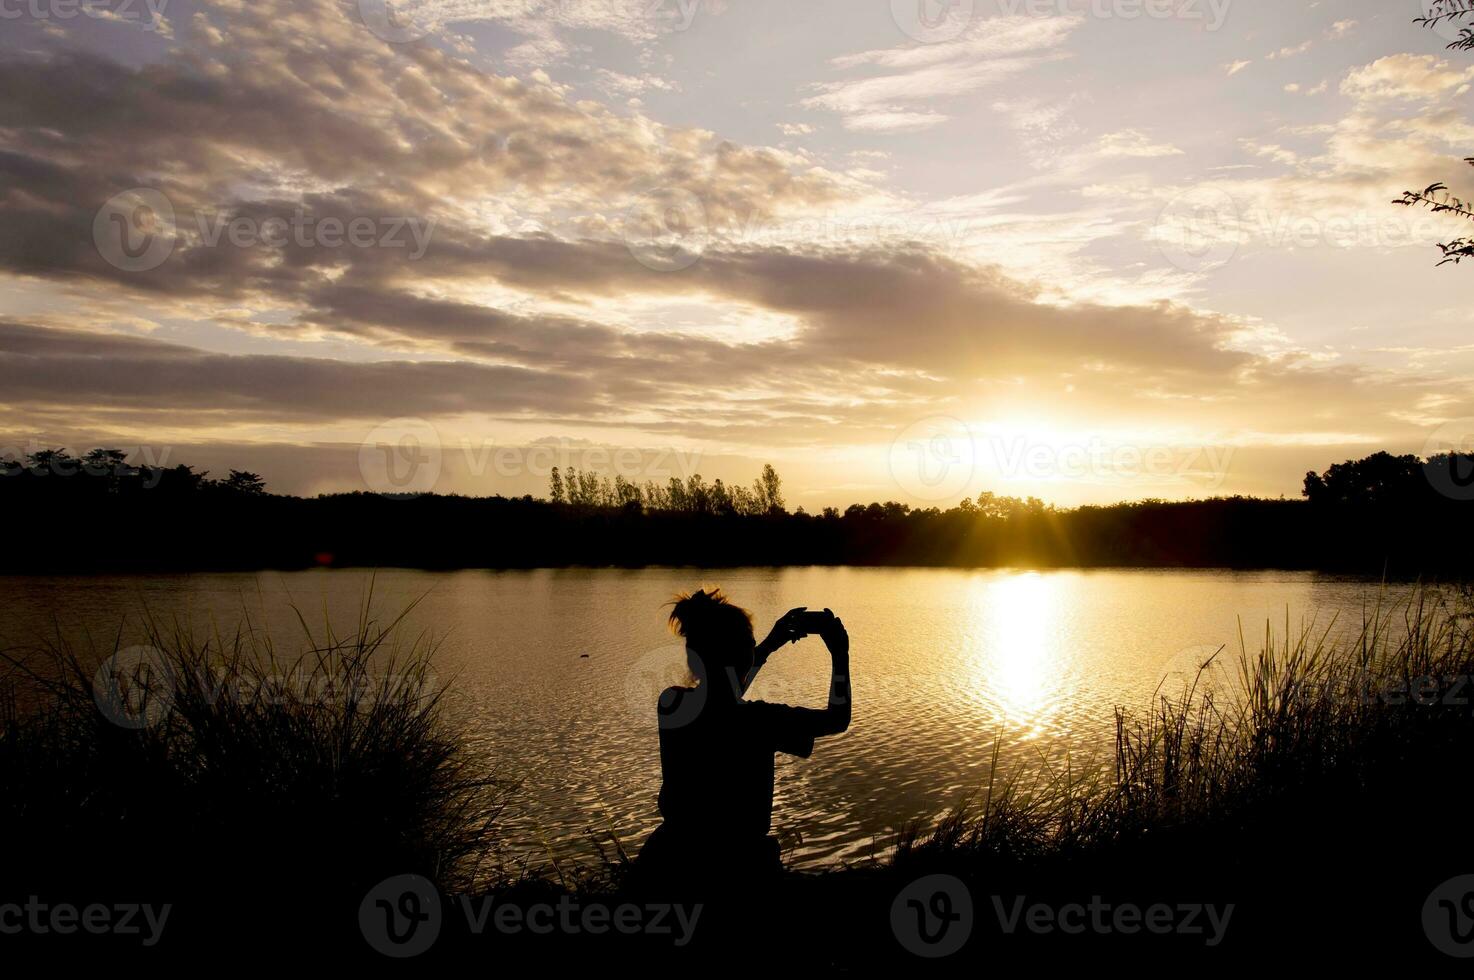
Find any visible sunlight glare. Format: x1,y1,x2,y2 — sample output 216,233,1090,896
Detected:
969,571,1064,739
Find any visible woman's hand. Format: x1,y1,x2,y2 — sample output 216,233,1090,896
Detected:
757,607,809,656
819,611,849,660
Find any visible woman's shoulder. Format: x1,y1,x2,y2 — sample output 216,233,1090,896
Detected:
658,685,697,711
740,697,794,712
656,685,704,729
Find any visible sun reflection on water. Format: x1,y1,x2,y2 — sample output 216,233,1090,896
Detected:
968,571,1066,739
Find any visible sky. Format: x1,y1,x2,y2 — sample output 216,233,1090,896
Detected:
1,0,1473,510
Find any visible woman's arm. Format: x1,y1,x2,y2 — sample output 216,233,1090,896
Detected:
811,616,851,737
753,612,850,753
742,607,806,694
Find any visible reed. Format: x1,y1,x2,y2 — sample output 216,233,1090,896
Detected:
894,586,1474,881
0,593,506,920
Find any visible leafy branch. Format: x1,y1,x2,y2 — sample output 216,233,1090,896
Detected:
1398,3,1474,264
1394,163,1474,263
1416,1,1474,51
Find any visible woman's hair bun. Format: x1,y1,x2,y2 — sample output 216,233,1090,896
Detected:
668,587,751,638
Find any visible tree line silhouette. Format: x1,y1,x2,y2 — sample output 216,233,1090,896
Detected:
1,447,1470,576
2,448,266,499
548,463,786,515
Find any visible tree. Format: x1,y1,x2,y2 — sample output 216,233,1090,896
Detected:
754,463,785,515
664,476,688,512
729,484,758,515
1393,166,1474,265
612,474,641,508
154,464,208,495
82,448,131,491
222,470,267,495
541,462,791,514
710,478,733,514
1301,452,1424,507
685,474,711,514
82,448,128,473
642,479,669,511
26,448,73,476
562,466,588,506
1399,4,1474,264
1419,1,1474,51
578,468,601,506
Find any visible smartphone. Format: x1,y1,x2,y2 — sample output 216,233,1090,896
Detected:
794,610,833,634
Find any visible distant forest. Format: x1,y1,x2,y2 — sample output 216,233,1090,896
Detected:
2,448,1471,576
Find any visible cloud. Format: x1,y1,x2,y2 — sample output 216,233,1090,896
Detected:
829,109,950,133
987,94,1086,166
352,0,712,66
1225,60,1252,77
3,0,1473,505
0,319,605,422
1239,140,1298,166
5,220,1451,461
1125,49,1474,295
803,15,1079,133
594,68,680,97
1340,54,1474,103
0,0,847,301
1266,40,1314,60
1091,130,1183,159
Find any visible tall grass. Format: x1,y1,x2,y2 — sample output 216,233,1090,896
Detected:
4,585,1471,961
894,586,1474,871
0,596,505,923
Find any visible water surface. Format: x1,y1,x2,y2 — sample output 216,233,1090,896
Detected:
0,567,1414,870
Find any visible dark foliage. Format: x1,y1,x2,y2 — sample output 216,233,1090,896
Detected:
2,448,1471,576
0,611,502,959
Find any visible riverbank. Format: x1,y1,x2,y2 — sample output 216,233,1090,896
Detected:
2,592,1471,966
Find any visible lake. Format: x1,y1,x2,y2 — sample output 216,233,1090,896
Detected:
0,567,1420,871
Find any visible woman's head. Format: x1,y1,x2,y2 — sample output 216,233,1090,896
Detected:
668,588,755,688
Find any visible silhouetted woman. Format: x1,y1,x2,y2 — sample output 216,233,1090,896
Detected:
635,588,851,892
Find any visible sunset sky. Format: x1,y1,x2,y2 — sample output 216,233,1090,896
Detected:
2,0,1472,509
